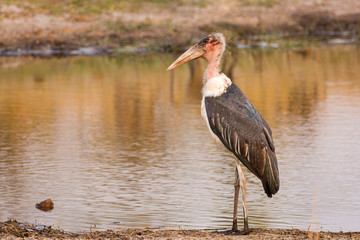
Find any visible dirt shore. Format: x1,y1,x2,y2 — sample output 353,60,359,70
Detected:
1,0,360,53
1,220,359,240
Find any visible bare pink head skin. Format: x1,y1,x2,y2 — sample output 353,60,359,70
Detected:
167,33,226,82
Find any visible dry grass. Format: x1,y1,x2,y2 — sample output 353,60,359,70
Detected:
0,0,359,51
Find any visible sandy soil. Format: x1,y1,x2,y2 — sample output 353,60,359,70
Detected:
1,220,359,240
0,0,360,51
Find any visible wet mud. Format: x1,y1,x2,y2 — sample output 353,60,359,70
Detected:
1,220,359,240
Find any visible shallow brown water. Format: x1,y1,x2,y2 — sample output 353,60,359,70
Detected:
0,45,360,232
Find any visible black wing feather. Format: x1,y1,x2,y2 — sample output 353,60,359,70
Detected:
205,84,280,197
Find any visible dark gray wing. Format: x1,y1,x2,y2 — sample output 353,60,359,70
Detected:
205,84,280,197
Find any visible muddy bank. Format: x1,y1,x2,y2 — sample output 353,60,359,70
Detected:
0,0,360,55
1,220,359,240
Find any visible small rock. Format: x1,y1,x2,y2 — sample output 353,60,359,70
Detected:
35,198,54,212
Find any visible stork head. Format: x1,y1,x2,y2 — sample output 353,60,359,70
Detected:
167,33,226,70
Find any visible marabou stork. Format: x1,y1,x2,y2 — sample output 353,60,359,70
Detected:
167,33,280,234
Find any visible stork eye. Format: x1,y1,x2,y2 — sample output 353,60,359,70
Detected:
211,40,219,45
199,37,211,46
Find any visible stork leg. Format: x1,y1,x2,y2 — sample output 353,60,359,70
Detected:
231,164,240,232
231,159,249,234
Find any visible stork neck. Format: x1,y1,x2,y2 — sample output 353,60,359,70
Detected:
203,46,224,83
205,59,220,81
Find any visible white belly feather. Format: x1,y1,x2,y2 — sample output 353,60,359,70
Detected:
201,73,232,142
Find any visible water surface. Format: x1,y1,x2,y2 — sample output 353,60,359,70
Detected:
0,45,360,232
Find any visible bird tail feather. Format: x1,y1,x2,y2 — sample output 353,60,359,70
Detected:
262,150,280,198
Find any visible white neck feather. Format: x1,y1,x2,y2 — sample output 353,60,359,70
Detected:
202,73,232,98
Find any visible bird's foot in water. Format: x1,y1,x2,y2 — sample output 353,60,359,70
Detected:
222,219,250,235
221,228,250,235
234,229,251,235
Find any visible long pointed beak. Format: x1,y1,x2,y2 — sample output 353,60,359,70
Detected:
167,45,206,70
